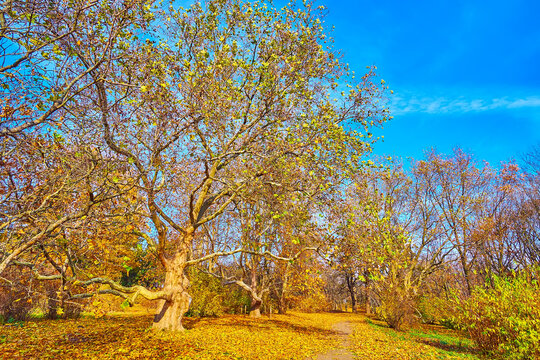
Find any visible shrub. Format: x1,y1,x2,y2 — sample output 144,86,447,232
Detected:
439,317,460,330
416,295,438,324
375,285,416,330
62,301,83,319
416,294,461,329
456,273,540,360
0,295,33,322
221,287,251,314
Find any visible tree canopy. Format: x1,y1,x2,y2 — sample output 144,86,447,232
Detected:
1,0,388,331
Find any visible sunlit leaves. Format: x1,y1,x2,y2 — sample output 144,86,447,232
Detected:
1,312,341,359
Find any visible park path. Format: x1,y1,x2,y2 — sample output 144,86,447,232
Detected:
315,321,355,360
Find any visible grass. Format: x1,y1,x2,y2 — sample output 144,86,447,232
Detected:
352,315,479,359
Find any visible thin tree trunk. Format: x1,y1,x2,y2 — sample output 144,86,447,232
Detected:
459,251,472,295
345,272,357,312
277,297,287,314
277,264,290,314
365,276,372,315
248,261,262,318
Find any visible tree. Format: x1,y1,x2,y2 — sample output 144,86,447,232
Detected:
326,158,456,328
472,162,525,279
23,0,386,331
517,145,540,266
203,199,282,318
415,149,492,294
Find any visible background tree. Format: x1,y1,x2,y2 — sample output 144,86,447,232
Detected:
517,145,540,265
414,149,492,295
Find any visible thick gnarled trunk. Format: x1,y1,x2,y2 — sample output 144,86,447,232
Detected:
249,296,262,318
152,254,191,331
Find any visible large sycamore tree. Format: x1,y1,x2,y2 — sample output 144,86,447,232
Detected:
3,0,387,331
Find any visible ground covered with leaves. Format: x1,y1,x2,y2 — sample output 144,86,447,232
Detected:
1,311,479,359
1,312,340,360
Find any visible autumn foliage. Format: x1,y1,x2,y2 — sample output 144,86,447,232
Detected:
1,0,540,357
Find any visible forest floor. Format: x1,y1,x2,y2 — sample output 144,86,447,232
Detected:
0,310,480,359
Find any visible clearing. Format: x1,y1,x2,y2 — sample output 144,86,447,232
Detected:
0,311,478,359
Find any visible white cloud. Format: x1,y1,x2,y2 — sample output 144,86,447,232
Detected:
390,92,540,116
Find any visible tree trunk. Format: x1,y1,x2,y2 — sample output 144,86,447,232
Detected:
249,296,262,318
47,285,59,319
247,261,262,318
152,254,191,331
345,272,357,312
274,281,288,315
277,297,288,314
277,263,290,314
459,251,472,295
364,272,372,315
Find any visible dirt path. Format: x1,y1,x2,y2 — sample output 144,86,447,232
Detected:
315,321,355,360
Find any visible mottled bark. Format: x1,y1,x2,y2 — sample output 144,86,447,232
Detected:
249,296,262,318
247,261,263,318
152,253,191,331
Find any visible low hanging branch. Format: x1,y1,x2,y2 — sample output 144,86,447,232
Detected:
76,277,171,303
8,260,171,305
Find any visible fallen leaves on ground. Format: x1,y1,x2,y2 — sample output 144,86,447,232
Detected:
0,311,482,360
0,312,341,360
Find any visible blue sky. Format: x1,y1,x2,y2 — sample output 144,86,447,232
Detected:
323,0,540,166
